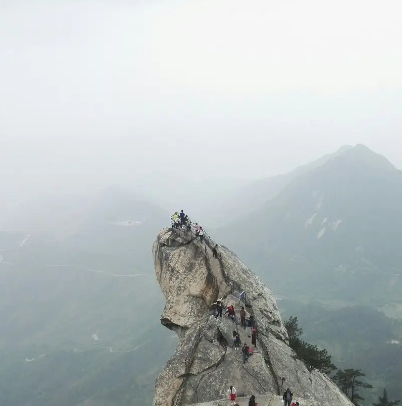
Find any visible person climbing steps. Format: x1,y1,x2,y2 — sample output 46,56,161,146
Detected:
214,298,224,318
247,315,254,337
283,388,293,406
228,385,237,406
240,306,246,329
225,304,236,322
251,328,257,350
232,331,241,350
249,395,258,406
242,343,250,363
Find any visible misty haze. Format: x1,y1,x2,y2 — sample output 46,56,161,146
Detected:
0,1,402,406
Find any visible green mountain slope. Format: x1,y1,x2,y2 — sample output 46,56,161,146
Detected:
215,145,402,304
279,301,402,404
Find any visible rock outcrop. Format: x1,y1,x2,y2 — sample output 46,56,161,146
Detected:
152,228,353,406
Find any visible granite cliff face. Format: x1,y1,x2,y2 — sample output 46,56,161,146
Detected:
152,227,353,406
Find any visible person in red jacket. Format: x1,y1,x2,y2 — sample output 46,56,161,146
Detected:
225,305,236,322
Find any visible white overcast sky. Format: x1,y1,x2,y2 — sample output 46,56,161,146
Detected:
1,0,402,205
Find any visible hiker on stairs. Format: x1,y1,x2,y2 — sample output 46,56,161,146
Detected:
242,343,250,363
232,331,241,350
240,306,246,329
213,244,218,258
225,304,236,322
249,395,258,406
283,388,293,406
228,385,237,406
214,298,224,318
247,315,254,337
251,328,257,350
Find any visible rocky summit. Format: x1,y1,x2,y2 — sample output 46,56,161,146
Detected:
152,227,353,406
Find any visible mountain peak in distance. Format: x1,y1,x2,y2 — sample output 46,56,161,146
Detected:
331,144,396,172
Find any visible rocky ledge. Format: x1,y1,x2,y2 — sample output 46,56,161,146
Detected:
152,228,352,406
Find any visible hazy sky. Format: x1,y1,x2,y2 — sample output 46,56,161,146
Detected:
1,0,402,204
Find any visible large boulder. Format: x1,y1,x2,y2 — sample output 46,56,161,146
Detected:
152,228,353,406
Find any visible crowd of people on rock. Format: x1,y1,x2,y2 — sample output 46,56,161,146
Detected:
170,210,189,229
228,386,299,406
170,210,206,242
213,297,257,366
217,299,302,405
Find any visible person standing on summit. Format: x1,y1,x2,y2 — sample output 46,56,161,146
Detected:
180,210,186,225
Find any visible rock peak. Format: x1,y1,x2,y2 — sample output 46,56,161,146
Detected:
152,227,353,406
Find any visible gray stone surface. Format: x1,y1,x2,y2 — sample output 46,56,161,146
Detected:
152,228,353,406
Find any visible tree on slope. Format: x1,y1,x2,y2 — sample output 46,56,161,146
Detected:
334,369,373,405
284,316,303,341
284,316,336,374
373,389,400,406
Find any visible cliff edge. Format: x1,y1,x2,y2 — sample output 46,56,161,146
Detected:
152,227,353,406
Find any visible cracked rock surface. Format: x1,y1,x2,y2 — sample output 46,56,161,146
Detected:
152,228,353,406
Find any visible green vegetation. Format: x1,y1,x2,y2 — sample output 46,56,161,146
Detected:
284,316,336,374
282,302,402,405
284,315,378,404
333,369,373,405
373,389,400,406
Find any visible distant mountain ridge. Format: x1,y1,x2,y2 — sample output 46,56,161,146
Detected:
205,145,354,226
215,145,402,303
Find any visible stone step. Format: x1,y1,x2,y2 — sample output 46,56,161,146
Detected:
187,395,275,406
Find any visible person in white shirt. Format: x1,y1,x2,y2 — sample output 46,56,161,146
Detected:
198,227,204,242
228,385,237,405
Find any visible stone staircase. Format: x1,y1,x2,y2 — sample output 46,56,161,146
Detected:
186,394,280,406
